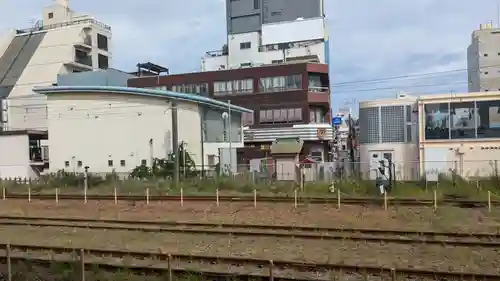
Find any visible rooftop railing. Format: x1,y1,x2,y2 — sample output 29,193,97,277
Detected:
17,18,111,34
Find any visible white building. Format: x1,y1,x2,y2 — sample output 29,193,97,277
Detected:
202,0,328,71
359,91,500,181
0,0,112,131
31,85,251,175
358,94,419,180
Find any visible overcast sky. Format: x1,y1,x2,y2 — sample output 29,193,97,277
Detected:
0,0,498,108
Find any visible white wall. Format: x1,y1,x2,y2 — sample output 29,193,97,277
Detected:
0,134,37,179
201,55,228,72
261,18,325,45
201,33,325,71
5,22,112,131
227,32,261,68
46,92,222,174
359,143,419,181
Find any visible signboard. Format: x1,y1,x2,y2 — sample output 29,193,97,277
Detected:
332,116,342,125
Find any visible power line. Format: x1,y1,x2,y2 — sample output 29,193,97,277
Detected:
330,62,500,87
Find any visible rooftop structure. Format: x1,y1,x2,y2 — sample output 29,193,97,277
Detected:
202,0,328,70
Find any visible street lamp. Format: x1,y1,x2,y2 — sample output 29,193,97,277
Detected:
222,100,232,175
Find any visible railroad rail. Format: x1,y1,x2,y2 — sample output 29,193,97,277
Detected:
2,192,499,207
1,215,499,247
1,243,499,281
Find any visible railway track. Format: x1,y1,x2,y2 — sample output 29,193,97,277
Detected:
2,192,499,207
1,215,499,247
1,242,499,281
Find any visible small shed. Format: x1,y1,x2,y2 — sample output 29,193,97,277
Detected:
271,138,303,181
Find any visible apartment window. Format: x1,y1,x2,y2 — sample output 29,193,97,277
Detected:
309,108,326,123
120,160,126,167
259,108,302,124
98,54,109,69
485,71,489,75
141,159,147,166
240,42,251,49
172,83,208,95
253,0,259,9
271,60,283,64
64,161,69,167
97,34,108,51
271,11,282,16
214,79,253,96
77,161,83,168
240,63,252,67
484,53,489,57
108,160,113,167
259,75,302,92
242,112,254,126
48,12,54,19
207,155,216,166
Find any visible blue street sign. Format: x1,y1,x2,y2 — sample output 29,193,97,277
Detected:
332,116,342,125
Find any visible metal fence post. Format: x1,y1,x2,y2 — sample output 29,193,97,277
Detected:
79,249,85,281
6,244,11,281
268,260,274,281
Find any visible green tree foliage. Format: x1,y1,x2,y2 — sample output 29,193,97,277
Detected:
130,142,197,179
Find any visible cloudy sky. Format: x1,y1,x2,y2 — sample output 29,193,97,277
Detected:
0,0,498,108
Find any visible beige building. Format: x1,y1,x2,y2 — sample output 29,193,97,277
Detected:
417,91,500,180
467,23,500,92
359,91,500,181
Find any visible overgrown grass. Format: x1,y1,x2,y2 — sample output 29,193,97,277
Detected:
3,260,233,281
0,171,499,200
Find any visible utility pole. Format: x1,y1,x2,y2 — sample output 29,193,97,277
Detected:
171,101,179,188
347,111,356,176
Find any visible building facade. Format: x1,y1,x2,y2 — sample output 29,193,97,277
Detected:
33,86,251,175
467,23,500,92
418,91,500,180
202,0,328,70
0,130,47,180
0,0,112,131
128,63,332,163
358,95,419,180
359,91,500,180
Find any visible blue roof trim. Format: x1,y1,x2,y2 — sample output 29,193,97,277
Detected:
33,86,253,113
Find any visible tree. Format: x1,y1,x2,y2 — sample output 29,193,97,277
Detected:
130,142,197,179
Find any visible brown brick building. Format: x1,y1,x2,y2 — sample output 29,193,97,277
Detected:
128,62,333,163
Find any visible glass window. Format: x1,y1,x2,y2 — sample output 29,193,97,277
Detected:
287,108,296,120
294,108,302,121
477,100,500,138
259,75,302,92
214,81,232,95
259,110,266,122
450,102,477,139
424,103,450,140
243,112,254,126
286,74,302,89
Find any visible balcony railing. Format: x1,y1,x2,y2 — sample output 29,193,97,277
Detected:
308,86,329,93
205,50,227,57
17,18,111,34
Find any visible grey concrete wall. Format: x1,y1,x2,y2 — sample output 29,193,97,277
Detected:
468,28,500,92
203,107,242,142
57,68,135,87
226,0,322,35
